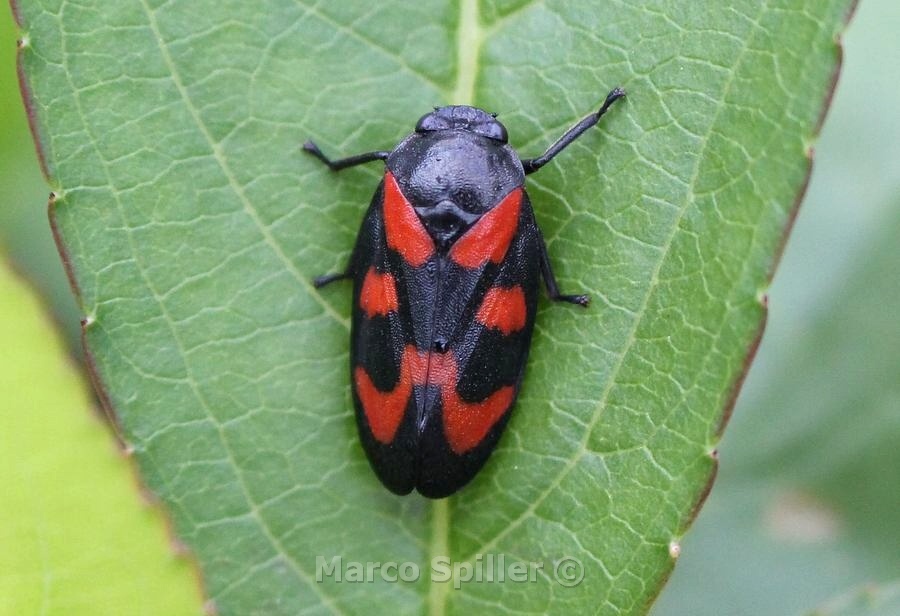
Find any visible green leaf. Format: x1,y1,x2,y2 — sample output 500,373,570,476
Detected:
653,1,900,611
808,582,900,616
0,261,203,614
13,1,854,613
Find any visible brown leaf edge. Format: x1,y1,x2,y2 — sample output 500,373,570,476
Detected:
641,0,861,612
9,1,212,613
10,0,860,613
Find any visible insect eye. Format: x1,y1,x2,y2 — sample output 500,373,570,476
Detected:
475,122,508,143
416,113,450,133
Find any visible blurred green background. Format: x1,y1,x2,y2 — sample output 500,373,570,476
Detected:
1,1,897,614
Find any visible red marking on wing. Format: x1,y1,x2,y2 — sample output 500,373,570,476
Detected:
383,171,435,267
476,285,527,334
420,350,513,454
449,187,523,268
356,344,514,452
442,386,515,455
355,364,412,444
355,346,424,445
402,345,431,388
360,267,398,317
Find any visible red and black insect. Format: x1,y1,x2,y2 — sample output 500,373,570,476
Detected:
306,88,625,498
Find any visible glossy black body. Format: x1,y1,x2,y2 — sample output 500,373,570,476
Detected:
349,189,542,497
307,90,624,498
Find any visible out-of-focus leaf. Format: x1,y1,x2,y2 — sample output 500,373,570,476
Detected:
808,582,900,616
0,261,203,615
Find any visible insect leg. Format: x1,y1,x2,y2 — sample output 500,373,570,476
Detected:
521,88,625,175
313,271,353,288
537,232,589,307
303,141,389,171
